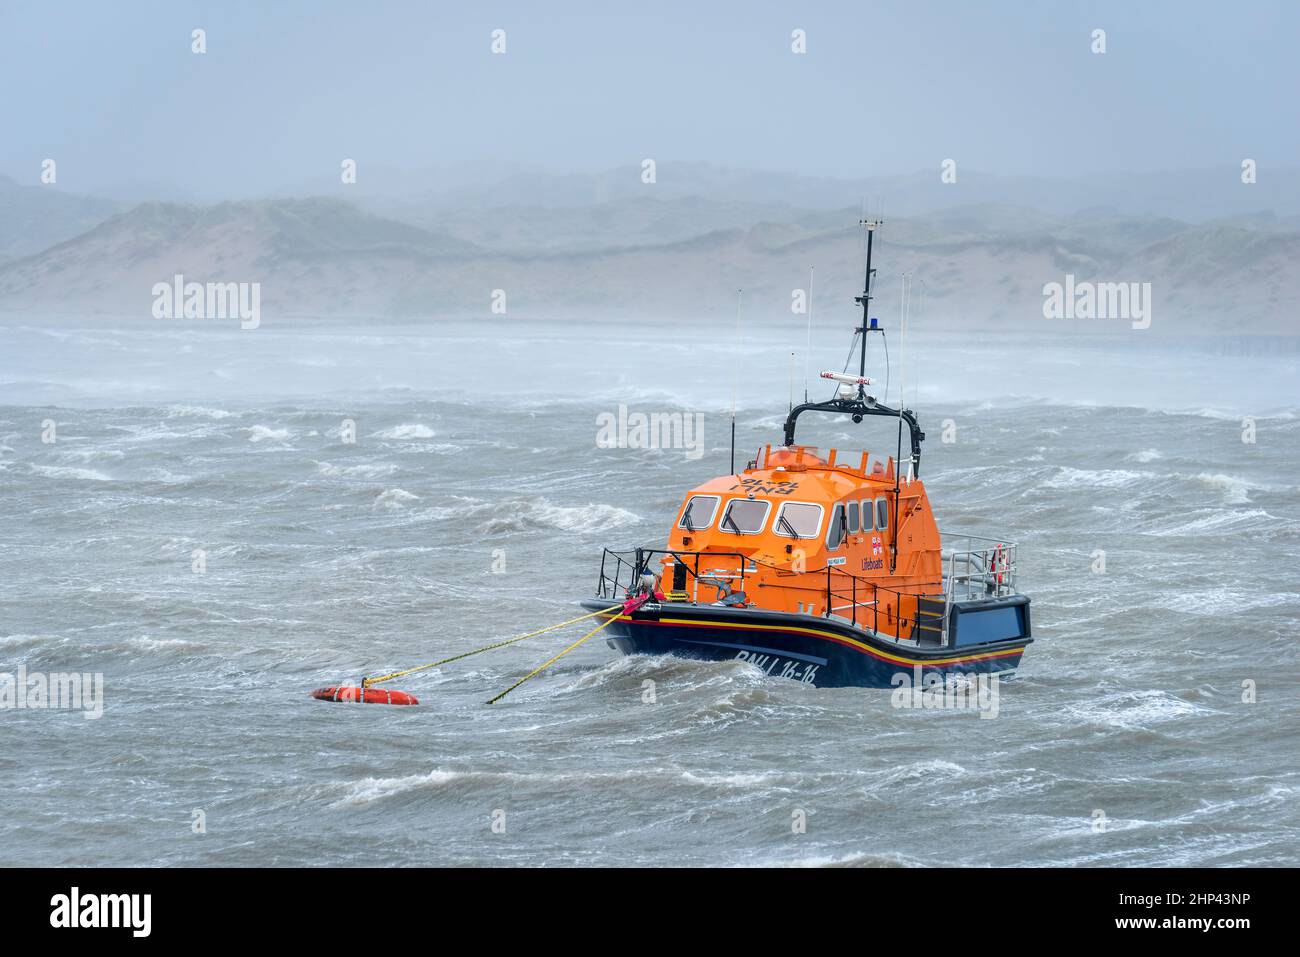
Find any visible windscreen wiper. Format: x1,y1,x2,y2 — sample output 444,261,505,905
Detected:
778,513,801,538
723,511,742,534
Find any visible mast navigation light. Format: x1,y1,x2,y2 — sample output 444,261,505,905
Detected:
820,371,873,387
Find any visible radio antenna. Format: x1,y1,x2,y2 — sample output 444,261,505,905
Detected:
896,273,909,484
912,279,925,433
889,272,909,574
803,265,814,403
788,350,795,412
730,288,742,475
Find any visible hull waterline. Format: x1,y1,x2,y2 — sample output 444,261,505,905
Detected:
581,598,1029,689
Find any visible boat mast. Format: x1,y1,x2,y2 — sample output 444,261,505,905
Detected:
855,219,881,397
780,215,924,476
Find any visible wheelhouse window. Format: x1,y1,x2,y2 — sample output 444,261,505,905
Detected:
678,495,719,531
875,497,889,533
861,499,874,531
826,504,847,550
719,498,769,535
774,502,823,539
846,500,860,534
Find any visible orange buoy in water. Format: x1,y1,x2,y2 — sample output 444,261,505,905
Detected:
310,686,419,706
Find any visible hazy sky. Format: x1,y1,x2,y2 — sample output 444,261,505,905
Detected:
2,0,1296,198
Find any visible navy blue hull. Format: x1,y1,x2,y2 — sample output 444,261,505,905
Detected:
582,598,1029,689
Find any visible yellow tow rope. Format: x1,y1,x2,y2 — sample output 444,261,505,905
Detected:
362,605,620,688
486,610,624,705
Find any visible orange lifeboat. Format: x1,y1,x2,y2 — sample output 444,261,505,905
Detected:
578,220,1034,688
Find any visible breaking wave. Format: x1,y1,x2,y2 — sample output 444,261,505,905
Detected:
29,464,111,481
1125,448,1163,462
374,488,419,508
245,425,289,442
315,461,399,478
477,498,640,533
374,424,435,439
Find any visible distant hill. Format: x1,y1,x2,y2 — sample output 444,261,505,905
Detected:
362,194,813,253
0,198,483,317
0,174,121,262
283,161,1300,222
0,193,1295,333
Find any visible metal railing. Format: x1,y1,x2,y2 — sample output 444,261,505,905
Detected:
597,547,752,605
596,547,940,646
820,565,934,642
940,532,1018,603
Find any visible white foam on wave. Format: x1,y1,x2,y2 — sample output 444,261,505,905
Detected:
1183,472,1256,505
334,770,465,806
0,633,55,650
332,765,792,808
1141,508,1272,537
871,759,968,787
374,424,435,439
1162,588,1299,616
245,425,289,442
477,498,640,533
56,449,126,462
374,488,419,508
533,500,639,532
165,405,237,420
1065,689,1214,731
1126,448,1163,463
315,461,398,478
126,635,204,651
29,464,112,481
678,770,795,789
145,468,193,483
105,422,192,443
1043,467,1147,490
777,850,916,868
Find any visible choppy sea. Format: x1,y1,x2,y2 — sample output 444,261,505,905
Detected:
1,317,1297,866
